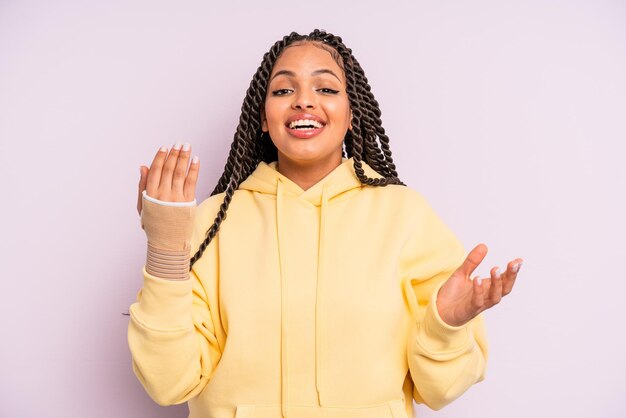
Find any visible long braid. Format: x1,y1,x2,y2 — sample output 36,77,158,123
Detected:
351,60,399,178
191,30,403,268
313,30,403,185
348,63,387,174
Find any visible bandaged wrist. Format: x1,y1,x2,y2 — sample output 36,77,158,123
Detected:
145,243,190,281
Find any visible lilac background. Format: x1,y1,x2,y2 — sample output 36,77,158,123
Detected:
1,0,625,417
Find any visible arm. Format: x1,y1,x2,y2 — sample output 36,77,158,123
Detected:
400,196,488,411
402,194,522,410
407,273,488,410
128,144,222,405
128,266,222,405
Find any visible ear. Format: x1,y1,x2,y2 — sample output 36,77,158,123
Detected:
261,108,268,132
349,109,353,130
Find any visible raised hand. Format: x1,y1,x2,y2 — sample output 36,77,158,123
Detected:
136,142,200,215
436,244,522,327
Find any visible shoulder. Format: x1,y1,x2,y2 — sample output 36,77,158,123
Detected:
387,186,466,267
369,185,459,243
192,192,227,235
365,184,435,219
383,184,429,205
197,192,226,215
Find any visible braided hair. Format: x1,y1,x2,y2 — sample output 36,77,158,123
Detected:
190,29,404,268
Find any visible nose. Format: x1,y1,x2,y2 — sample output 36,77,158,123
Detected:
291,89,316,110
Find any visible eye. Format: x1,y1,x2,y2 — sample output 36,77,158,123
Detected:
318,88,340,94
271,89,293,96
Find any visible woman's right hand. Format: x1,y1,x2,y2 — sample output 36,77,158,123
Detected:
136,142,200,215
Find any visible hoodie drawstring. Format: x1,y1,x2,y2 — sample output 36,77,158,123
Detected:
275,179,331,417
315,183,330,406
276,179,289,418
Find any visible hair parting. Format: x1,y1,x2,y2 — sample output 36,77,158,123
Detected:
190,29,404,268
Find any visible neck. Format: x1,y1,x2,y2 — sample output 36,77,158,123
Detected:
276,153,343,191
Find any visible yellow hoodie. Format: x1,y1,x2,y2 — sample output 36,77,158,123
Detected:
128,158,488,418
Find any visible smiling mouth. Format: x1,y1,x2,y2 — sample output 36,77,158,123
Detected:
287,119,325,130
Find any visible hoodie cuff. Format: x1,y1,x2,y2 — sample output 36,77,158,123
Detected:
415,285,472,354
129,268,194,331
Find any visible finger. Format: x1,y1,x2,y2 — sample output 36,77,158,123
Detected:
172,142,191,194
159,142,183,191
502,259,523,296
488,267,503,305
138,165,149,193
183,155,200,201
472,275,486,309
456,243,488,278
137,166,149,215
147,146,168,194
477,274,493,296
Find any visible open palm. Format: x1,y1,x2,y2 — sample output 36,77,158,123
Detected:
436,244,522,327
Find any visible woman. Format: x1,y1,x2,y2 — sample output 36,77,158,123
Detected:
129,29,522,418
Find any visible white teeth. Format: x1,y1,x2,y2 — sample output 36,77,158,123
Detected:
288,119,324,129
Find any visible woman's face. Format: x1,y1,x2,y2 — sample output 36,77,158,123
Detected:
262,42,352,169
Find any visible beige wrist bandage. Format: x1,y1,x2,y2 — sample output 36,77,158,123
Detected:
140,196,196,281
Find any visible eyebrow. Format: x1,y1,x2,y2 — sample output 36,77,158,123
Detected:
269,68,342,83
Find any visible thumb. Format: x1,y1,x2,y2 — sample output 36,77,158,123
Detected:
456,243,488,278
137,166,149,216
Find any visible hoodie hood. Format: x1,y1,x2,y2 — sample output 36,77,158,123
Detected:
238,157,383,206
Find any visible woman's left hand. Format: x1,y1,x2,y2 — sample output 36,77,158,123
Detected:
436,244,522,327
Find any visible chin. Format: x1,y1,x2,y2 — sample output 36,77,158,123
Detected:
281,152,343,168
272,132,344,164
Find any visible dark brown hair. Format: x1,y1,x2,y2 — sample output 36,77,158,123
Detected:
191,29,403,267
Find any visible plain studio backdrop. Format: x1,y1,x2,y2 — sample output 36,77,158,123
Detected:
1,0,624,417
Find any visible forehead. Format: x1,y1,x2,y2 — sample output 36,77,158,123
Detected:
271,42,345,80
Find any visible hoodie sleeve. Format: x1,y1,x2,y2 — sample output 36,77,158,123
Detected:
127,199,223,406
400,193,488,411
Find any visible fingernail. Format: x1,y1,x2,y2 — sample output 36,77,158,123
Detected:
159,146,167,152
477,277,483,286
182,142,191,152
494,268,501,279
173,142,182,150
191,155,199,164
511,262,522,274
